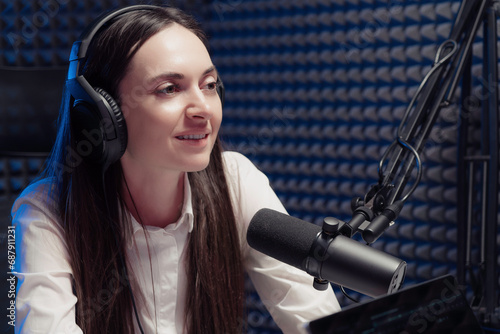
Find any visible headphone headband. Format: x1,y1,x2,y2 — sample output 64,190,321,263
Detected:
68,5,161,83
69,5,160,64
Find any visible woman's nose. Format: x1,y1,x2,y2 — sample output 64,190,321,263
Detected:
185,87,214,120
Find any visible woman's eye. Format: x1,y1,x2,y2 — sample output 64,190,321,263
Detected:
205,81,217,91
157,84,178,95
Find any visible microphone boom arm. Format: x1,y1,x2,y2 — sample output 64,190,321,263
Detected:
340,0,489,245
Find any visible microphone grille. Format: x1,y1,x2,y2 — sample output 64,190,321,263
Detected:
247,208,320,269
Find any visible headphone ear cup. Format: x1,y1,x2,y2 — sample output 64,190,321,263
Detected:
94,87,128,162
71,87,127,169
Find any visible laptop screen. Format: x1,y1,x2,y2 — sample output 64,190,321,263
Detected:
306,275,483,334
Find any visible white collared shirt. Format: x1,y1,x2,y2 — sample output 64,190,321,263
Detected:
12,151,340,334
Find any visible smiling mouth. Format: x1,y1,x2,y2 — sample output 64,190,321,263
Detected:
176,134,208,140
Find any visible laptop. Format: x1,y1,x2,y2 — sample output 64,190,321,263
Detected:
306,274,484,333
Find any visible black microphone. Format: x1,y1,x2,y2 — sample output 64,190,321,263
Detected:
247,208,406,297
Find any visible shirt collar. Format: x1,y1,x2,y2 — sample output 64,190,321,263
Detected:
129,173,194,235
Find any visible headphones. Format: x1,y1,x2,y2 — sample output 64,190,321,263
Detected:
67,5,225,171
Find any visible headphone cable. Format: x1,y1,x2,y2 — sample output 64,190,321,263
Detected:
101,172,145,334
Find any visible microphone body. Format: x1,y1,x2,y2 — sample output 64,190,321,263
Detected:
247,208,406,297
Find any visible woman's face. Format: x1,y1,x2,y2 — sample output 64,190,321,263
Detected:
118,23,222,174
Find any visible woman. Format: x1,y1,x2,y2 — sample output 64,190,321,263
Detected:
12,5,340,334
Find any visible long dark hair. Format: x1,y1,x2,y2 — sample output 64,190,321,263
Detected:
40,6,244,333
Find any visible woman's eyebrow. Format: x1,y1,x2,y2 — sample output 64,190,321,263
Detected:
146,65,217,85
